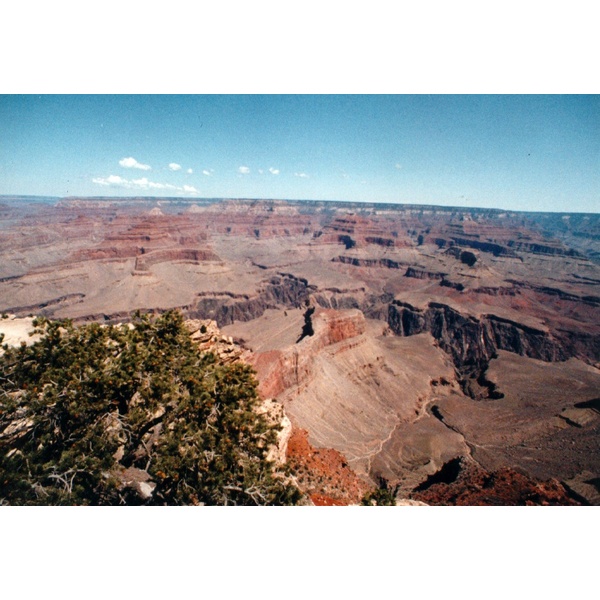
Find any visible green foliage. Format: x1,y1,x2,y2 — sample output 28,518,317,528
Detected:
0,311,302,505
360,477,399,506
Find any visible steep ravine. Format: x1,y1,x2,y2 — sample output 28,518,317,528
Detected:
384,300,598,398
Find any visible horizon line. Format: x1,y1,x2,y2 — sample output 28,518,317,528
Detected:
1,194,598,216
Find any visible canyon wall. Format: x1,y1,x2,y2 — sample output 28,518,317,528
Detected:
251,308,366,400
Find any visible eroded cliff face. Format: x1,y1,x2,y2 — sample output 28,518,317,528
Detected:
189,273,316,327
251,308,367,400
384,300,598,398
388,301,496,369
134,248,221,272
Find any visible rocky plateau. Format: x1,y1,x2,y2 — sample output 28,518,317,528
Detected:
1,195,599,505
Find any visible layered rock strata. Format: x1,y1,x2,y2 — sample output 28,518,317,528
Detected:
251,308,367,400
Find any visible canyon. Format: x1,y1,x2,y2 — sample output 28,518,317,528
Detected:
1,195,599,504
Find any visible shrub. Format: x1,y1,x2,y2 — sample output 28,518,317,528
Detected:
360,477,399,506
0,310,302,505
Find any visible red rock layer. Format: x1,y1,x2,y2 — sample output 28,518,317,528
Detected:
286,428,372,505
410,459,581,506
317,215,412,248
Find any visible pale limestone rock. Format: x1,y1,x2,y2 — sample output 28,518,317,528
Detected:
134,481,156,500
0,316,41,349
395,498,429,506
257,398,293,465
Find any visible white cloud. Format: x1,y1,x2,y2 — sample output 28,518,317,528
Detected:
269,167,280,175
93,175,128,186
187,168,193,174
395,163,402,170
119,157,151,170
294,172,309,178
169,163,182,171
131,177,152,188
132,178,175,190
183,185,198,194
92,175,190,193
202,170,212,176
238,166,250,174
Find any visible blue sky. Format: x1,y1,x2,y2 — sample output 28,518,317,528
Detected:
0,94,598,212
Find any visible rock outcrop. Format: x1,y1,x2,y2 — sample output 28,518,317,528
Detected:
285,428,372,505
410,457,581,506
185,319,251,364
189,273,316,327
0,315,40,348
332,255,407,270
251,308,366,400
